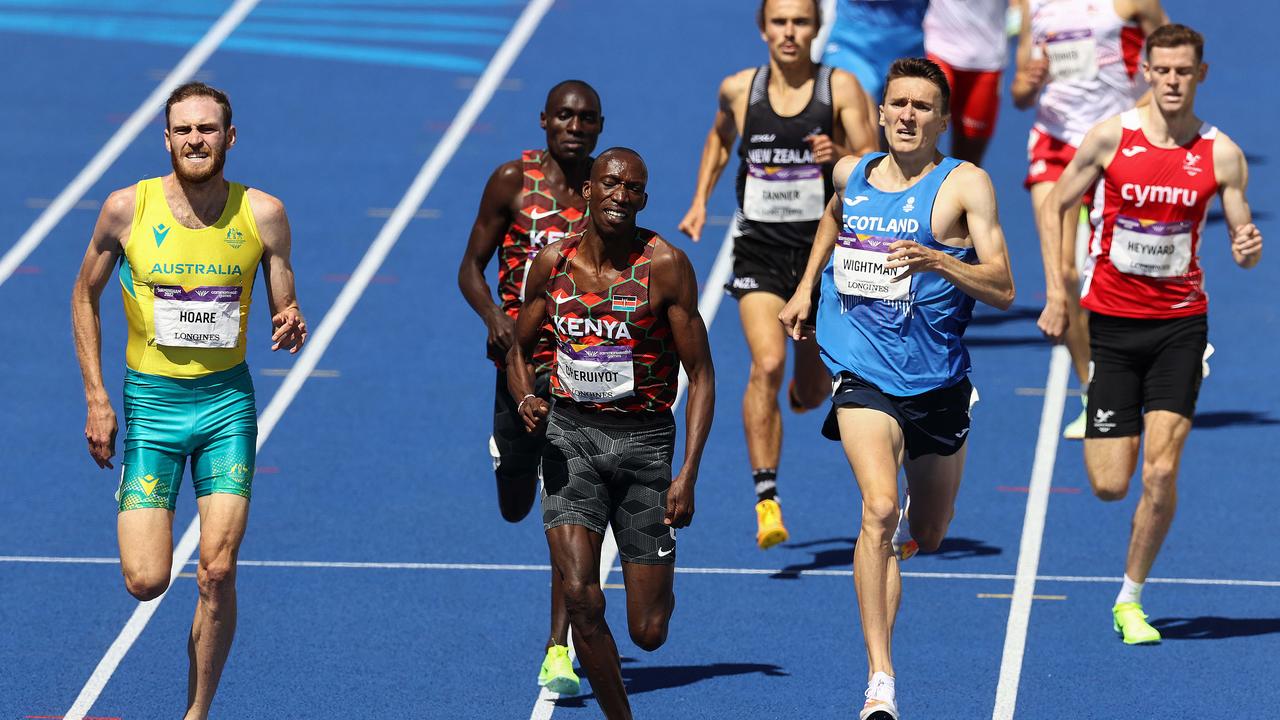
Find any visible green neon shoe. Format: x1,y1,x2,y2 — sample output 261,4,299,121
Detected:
538,645,580,695
1112,602,1162,645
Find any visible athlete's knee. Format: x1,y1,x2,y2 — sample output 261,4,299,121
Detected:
123,567,171,601
910,517,953,554
860,496,899,540
628,614,669,652
748,353,787,390
495,474,537,523
196,556,237,598
561,577,606,623
1087,469,1130,501
1140,462,1179,513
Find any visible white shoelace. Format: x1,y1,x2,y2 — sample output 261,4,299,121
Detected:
865,671,896,704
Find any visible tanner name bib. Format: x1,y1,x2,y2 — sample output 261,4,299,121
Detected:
556,343,634,402
153,285,242,348
1110,217,1193,277
833,233,909,301
1043,29,1098,82
743,164,825,223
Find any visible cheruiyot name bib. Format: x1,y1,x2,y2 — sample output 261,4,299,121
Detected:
742,164,826,223
1109,216,1193,277
1044,28,1098,82
833,233,909,301
152,285,242,348
556,343,635,402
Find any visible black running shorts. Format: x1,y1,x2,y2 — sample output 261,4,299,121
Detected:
726,231,812,301
822,371,974,459
541,403,678,565
492,369,550,485
1086,312,1207,438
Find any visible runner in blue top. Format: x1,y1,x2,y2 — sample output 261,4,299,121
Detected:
780,58,1014,719
820,0,929,125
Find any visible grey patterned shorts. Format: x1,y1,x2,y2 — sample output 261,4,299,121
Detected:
541,404,678,565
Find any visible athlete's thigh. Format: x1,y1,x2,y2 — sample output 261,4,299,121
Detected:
836,407,905,502
1086,316,1144,439
1083,436,1141,490
191,367,257,502
118,507,176,581
546,523,605,584
195,492,250,570
902,444,966,526
738,291,789,363
1140,410,1193,474
1143,316,1207,419
619,560,674,620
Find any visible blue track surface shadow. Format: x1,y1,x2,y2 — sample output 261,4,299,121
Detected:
767,535,1003,578
1192,410,1280,429
1151,616,1280,640
553,659,790,705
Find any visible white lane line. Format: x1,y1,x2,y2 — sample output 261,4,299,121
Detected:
61,4,551,718
9,555,1280,588
993,345,1072,720
529,223,736,719
0,0,261,288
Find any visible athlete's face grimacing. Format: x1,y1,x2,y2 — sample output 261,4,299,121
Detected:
1144,45,1206,116
584,152,648,236
760,0,818,65
164,96,234,185
541,88,603,162
880,78,947,155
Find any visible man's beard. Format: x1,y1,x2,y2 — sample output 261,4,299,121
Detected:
170,143,226,184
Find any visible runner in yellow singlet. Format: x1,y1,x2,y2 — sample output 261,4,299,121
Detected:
71,82,306,720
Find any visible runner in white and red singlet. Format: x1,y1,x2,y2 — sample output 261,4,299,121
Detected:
1036,24,1263,646
1012,0,1167,438
923,0,1009,165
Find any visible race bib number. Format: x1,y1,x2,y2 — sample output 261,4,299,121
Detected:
1109,217,1193,277
556,343,635,402
832,234,909,302
152,285,242,348
1044,29,1098,82
742,164,825,223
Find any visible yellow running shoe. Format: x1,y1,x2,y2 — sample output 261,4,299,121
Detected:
1112,602,1161,645
538,644,580,695
756,499,789,549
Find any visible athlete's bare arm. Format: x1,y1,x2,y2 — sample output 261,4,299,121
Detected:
1035,117,1124,340
1011,0,1048,110
1214,132,1263,269
508,242,562,432
819,69,879,161
678,70,751,242
70,186,134,469
250,189,306,354
459,160,523,357
650,238,715,528
887,164,1015,310
779,154,861,340
1117,0,1169,35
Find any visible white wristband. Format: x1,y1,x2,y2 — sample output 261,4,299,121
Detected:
517,393,537,413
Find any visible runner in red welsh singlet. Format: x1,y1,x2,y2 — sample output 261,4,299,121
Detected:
1037,25,1263,645
1013,0,1167,438
509,148,715,720
456,80,602,694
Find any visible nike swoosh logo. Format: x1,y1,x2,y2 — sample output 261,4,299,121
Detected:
844,195,870,206
529,209,559,220
954,428,970,439
139,476,159,497
656,547,674,558
152,225,170,247
1121,146,1147,157
553,295,579,305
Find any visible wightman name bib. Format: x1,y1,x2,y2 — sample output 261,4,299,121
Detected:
1044,28,1098,82
556,343,635,402
1109,216,1193,277
152,285,242,348
833,233,909,301
742,164,826,223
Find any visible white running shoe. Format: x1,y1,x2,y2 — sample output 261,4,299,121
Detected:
860,671,899,720
1063,394,1087,441
891,492,917,561
489,435,501,471
1202,342,1215,379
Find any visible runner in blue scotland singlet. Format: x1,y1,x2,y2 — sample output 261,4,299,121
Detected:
780,58,1014,719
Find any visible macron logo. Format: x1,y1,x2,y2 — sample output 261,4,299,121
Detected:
152,224,170,247
844,195,870,207
1121,146,1147,157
